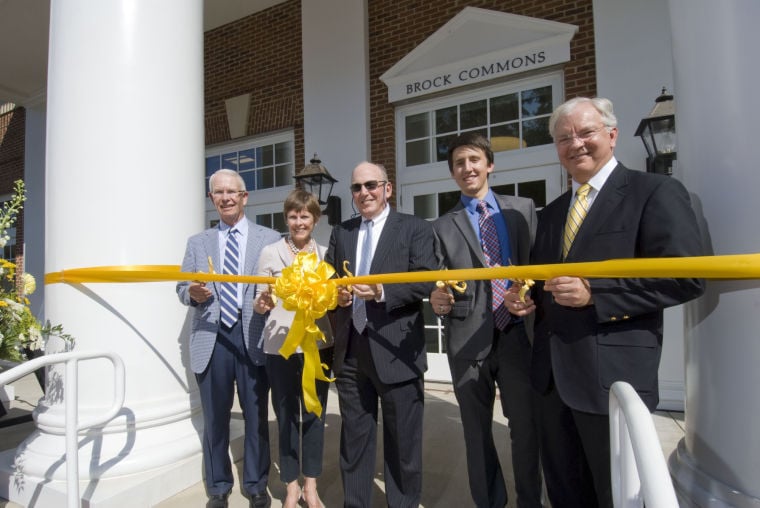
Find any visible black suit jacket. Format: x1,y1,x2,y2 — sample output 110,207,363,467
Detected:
531,163,705,413
326,208,437,385
433,193,536,361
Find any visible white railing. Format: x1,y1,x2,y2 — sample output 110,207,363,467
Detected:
609,381,679,508
0,351,126,508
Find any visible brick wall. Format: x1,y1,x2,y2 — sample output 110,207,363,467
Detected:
0,105,25,272
204,0,306,172
202,0,596,196
368,0,597,201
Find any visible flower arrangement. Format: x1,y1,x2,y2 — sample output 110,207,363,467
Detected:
0,180,74,363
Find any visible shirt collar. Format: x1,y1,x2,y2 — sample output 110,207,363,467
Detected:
572,156,618,195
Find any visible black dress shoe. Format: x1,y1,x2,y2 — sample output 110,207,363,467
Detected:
250,492,271,508
207,492,230,508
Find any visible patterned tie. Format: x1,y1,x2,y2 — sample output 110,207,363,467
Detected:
476,201,510,330
353,219,373,333
220,229,240,328
563,183,591,259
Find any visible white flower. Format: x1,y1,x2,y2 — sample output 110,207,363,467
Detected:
0,236,6,248
22,273,36,295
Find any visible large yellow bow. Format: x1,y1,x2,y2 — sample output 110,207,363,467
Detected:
272,252,338,417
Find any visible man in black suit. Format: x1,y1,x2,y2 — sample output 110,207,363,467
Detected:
531,97,704,508
429,132,542,508
326,161,437,508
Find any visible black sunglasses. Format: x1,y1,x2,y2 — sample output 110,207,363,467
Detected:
350,180,387,193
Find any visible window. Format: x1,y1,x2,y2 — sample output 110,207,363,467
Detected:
205,132,294,196
401,78,559,168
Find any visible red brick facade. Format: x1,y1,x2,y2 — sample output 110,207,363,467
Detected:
202,0,596,205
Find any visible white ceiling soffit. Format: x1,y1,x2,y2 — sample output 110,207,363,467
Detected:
204,0,287,31
380,7,578,102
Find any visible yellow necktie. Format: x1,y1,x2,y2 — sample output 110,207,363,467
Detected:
563,183,591,259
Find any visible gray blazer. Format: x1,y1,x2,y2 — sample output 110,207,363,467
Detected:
177,218,281,373
433,193,537,361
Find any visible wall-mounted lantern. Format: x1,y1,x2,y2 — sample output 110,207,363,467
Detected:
293,154,341,225
635,87,677,175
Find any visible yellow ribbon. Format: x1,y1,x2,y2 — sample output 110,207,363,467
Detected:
273,252,337,417
45,252,760,415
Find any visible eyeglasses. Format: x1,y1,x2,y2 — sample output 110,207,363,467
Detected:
555,126,607,147
211,189,246,198
350,180,387,193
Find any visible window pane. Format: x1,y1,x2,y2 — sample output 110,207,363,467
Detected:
206,156,220,178
406,139,430,166
460,99,487,130
275,163,293,187
438,190,461,216
406,113,429,140
257,167,274,189
272,212,287,233
517,179,547,208
491,93,519,123
435,134,457,162
521,86,553,117
413,194,436,220
435,106,457,134
240,171,256,191
239,149,256,171
256,214,272,228
490,123,522,152
221,152,238,170
492,183,516,196
522,117,552,147
260,145,273,167
275,141,292,163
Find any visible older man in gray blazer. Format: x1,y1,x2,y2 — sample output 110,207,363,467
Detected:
430,133,542,508
177,169,280,508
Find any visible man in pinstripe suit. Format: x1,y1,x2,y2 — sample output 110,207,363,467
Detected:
177,169,280,508
326,161,437,508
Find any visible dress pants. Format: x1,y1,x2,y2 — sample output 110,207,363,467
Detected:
537,380,612,508
336,327,424,508
448,322,542,508
266,348,333,483
196,318,270,497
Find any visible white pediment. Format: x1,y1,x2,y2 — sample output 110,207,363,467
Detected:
380,7,578,102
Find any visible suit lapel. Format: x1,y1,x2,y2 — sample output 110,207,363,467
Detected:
496,194,523,266
450,206,487,267
202,228,221,293
372,209,399,273
571,164,628,257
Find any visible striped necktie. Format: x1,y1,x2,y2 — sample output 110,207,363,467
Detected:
353,219,373,333
476,201,510,331
220,229,240,327
563,183,591,259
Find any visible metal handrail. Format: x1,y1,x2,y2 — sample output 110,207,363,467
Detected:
0,351,126,508
609,381,679,508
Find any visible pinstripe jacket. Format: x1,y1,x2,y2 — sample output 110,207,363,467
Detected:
177,218,281,373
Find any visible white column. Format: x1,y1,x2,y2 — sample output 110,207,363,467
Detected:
668,0,760,505
302,0,369,244
0,0,207,506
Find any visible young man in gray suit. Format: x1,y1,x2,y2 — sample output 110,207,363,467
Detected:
430,132,542,507
326,161,437,508
177,169,280,508
531,97,704,508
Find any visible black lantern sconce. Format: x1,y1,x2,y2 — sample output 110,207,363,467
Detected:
635,87,677,176
293,154,342,225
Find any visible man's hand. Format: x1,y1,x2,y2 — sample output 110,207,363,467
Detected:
504,284,536,316
353,283,382,302
543,276,594,307
189,281,212,304
429,286,454,316
337,286,353,308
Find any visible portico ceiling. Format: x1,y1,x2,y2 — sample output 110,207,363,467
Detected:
0,0,286,105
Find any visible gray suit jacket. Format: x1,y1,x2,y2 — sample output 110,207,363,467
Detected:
433,193,537,361
177,218,281,373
